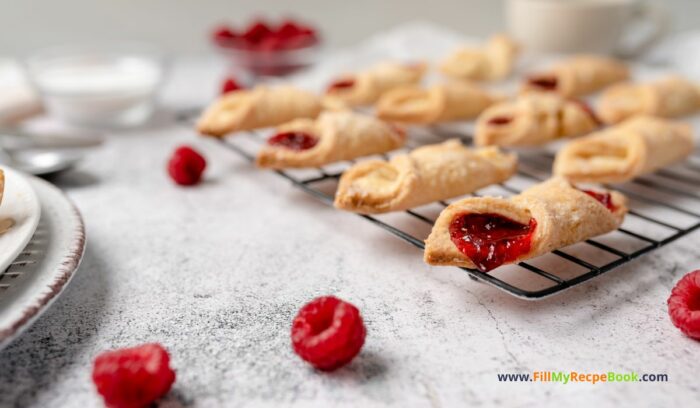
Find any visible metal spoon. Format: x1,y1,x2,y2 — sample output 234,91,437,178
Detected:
0,129,103,175
0,147,83,176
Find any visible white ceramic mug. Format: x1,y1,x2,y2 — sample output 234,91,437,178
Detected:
506,0,669,56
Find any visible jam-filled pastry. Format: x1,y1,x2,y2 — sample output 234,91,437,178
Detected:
325,62,427,107
424,177,627,272
475,93,599,147
522,55,629,97
553,116,693,183
597,76,700,124
334,139,517,214
440,34,519,82
197,85,323,137
376,81,501,124
256,111,405,169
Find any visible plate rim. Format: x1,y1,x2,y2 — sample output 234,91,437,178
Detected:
0,175,85,348
0,166,41,274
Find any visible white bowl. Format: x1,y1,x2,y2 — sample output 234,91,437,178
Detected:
25,44,166,128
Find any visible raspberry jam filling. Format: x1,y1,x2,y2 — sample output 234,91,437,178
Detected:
449,213,537,272
581,189,616,212
390,124,406,140
268,131,318,151
487,116,513,126
528,75,558,91
327,78,356,92
571,99,601,124
405,62,424,71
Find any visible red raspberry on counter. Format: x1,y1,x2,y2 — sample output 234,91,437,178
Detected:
167,145,207,186
92,343,176,408
220,76,243,94
291,296,366,371
668,270,700,340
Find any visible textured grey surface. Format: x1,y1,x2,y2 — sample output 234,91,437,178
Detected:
1,24,700,407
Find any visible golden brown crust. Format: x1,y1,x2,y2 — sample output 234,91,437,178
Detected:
475,93,599,147
597,76,700,124
255,111,406,169
334,139,517,214
197,85,323,137
522,55,629,97
440,34,519,81
376,81,501,124
424,177,627,269
325,62,427,107
553,116,694,183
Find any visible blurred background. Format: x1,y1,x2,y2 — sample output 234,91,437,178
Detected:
1,0,698,54
2,0,699,135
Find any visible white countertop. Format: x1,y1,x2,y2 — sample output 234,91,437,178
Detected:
0,23,699,407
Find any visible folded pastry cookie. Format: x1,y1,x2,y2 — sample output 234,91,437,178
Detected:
334,139,517,214
424,177,627,271
197,85,323,137
256,111,405,169
376,82,500,124
440,34,519,82
325,62,427,107
522,55,629,97
475,93,599,147
597,76,700,124
553,116,693,183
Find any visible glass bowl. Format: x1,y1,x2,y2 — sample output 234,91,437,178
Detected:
213,39,321,78
25,44,166,128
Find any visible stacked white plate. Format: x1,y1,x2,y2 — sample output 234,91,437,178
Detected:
0,166,85,350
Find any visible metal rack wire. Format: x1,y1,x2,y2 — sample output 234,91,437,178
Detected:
0,218,44,292
179,111,700,299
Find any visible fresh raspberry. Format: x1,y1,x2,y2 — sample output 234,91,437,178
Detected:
92,343,176,408
220,76,243,94
291,296,366,371
167,146,207,186
281,32,317,50
668,270,700,340
242,20,272,45
212,25,237,46
282,22,318,50
276,21,302,40
257,34,287,52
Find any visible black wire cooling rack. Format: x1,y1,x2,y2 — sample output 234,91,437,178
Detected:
178,111,700,299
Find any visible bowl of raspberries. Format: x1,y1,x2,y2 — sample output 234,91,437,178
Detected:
211,18,321,77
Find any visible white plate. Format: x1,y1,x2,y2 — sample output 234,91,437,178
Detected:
0,166,41,274
0,174,85,350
